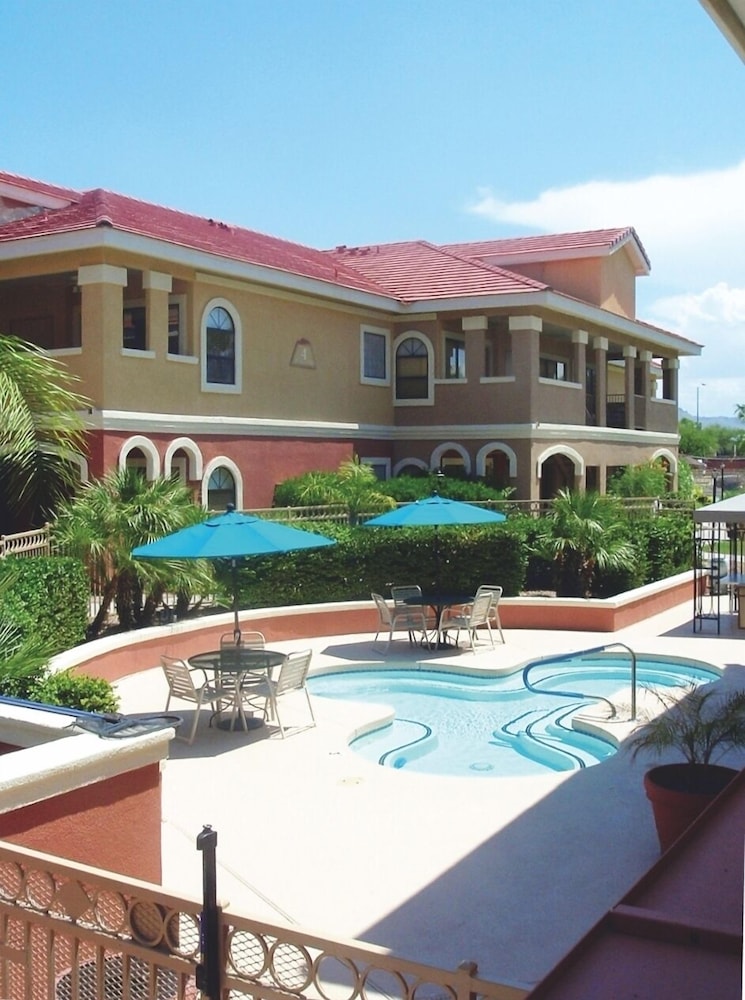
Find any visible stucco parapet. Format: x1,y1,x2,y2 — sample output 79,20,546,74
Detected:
0,713,172,815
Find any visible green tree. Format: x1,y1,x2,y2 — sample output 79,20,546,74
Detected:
532,489,636,598
678,418,720,457
54,469,213,637
607,461,668,498
274,458,395,524
0,335,89,532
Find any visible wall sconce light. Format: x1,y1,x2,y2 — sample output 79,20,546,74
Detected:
290,338,315,368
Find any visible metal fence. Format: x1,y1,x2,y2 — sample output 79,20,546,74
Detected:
0,835,527,1000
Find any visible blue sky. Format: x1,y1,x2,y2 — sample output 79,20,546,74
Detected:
4,0,745,418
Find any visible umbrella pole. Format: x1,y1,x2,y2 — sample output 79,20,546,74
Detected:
231,558,241,643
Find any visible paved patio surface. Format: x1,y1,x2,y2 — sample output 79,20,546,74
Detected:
115,601,745,993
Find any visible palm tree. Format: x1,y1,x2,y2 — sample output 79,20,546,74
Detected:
293,458,395,524
0,335,89,532
54,469,214,637
533,489,636,598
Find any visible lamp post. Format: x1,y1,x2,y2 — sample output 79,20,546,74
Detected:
696,383,706,429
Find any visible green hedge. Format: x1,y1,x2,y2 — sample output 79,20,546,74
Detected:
217,522,527,609
0,556,88,652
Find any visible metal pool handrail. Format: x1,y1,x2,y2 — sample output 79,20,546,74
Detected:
522,641,638,721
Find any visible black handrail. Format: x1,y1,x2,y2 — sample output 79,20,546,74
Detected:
522,641,638,720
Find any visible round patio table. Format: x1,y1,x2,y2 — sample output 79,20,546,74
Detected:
188,648,286,730
404,592,475,649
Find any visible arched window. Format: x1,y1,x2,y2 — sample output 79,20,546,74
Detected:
206,306,235,385
207,467,236,511
395,336,429,400
201,299,242,392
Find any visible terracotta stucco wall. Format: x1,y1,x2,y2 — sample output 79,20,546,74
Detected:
0,763,163,883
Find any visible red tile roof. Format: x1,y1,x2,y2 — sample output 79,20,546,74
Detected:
445,227,651,273
326,240,548,301
0,172,651,305
0,180,389,299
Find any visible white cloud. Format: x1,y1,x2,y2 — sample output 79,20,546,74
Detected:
468,162,745,417
469,160,745,291
648,284,745,419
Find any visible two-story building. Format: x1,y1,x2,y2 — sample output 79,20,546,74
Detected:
0,170,701,508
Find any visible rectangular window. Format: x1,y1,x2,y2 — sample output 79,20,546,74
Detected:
360,325,389,384
445,336,466,379
168,300,182,355
539,357,568,381
123,305,147,351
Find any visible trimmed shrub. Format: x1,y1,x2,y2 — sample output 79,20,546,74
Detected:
0,556,88,652
222,521,526,608
32,669,120,714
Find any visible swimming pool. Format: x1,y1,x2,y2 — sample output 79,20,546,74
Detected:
308,652,721,778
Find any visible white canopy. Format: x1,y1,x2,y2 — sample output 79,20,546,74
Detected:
692,492,745,524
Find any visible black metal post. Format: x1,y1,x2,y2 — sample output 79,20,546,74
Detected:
196,825,221,1000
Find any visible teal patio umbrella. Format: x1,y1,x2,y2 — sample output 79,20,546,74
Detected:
132,504,335,639
363,493,507,528
363,493,506,588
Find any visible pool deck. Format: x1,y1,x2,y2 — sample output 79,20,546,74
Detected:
115,600,745,994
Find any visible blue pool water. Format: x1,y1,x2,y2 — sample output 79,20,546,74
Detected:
307,654,721,778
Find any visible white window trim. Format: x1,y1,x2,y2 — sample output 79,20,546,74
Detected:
393,331,434,407
201,456,244,510
360,324,390,386
201,297,242,394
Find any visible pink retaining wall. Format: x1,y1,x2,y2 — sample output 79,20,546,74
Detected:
59,573,694,683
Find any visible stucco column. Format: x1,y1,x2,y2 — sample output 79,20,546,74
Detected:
509,315,542,419
593,336,608,427
624,345,637,429
571,328,588,387
663,357,679,403
462,314,487,382
638,349,653,399
143,271,172,357
77,264,128,400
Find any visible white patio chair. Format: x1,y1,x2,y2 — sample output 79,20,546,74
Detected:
242,649,316,739
473,585,505,643
391,584,436,632
219,630,268,708
371,592,429,652
160,654,232,744
438,590,496,652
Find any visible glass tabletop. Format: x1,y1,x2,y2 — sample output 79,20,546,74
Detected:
188,648,286,672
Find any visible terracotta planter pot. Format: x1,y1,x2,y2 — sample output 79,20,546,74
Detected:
643,763,738,852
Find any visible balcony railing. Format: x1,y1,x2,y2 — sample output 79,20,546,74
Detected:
0,837,527,1000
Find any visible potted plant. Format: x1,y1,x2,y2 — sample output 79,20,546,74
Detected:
628,685,745,851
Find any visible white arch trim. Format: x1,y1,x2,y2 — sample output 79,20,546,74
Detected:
392,457,428,476
164,437,204,480
536,445,585,479
201,456,244,510
476,442,517,479
201,297,243,394
431,441,471,475
392,330,434,406
118,436,161,478
650,448,678,474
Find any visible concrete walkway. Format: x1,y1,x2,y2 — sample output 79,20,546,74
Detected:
115,601,745,993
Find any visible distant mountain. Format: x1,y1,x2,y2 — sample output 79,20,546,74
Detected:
679,410,742,429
